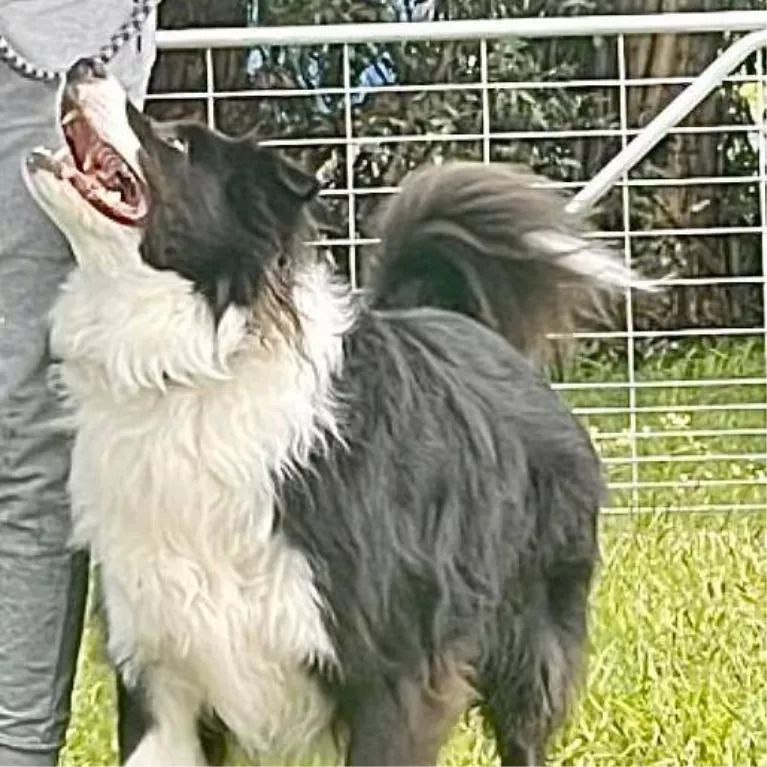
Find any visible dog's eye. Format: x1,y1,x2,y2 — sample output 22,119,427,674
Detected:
165,136,189,154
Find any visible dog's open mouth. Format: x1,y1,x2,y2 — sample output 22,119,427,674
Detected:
28,95,148,226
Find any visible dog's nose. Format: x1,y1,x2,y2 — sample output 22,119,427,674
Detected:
67,57,108,84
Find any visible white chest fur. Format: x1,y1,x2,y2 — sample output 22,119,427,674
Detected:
50,261,354,759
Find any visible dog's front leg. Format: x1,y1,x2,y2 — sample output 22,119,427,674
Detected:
343,673,465,766
124,669,207,767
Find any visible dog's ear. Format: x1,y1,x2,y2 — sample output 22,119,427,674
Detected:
271,152,320,202
239,132,319,202
228,139,320,234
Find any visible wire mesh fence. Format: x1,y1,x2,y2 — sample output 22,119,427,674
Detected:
152,11,767,515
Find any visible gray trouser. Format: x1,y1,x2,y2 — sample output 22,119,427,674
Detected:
0,12,157,764
0,257,89,766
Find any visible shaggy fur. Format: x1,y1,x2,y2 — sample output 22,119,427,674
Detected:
23,58,640,766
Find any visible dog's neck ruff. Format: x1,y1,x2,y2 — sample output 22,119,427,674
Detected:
51,255,356,539
51,257,354,398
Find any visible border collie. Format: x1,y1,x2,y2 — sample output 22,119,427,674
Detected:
23,58,638,767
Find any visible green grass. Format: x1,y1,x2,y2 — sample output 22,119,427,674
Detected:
60,339,767,767
443,512,767,767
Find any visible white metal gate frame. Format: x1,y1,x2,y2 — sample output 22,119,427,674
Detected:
154,10,767,515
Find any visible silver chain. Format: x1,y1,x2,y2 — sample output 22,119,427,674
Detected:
0,0,153,83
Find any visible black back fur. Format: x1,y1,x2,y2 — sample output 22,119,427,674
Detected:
278,165,610,762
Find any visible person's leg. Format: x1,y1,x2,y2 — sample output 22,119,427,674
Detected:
0,553,88,767
0,14,158,763
0,238,153,767
0,255,89,766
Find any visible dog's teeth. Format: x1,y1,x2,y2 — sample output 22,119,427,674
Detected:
61,110,79,127
82,152,94,172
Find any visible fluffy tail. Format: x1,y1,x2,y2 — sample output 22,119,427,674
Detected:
367,162,643,360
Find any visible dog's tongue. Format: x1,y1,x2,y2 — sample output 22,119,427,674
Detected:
64,115,134,190
57,109,147,224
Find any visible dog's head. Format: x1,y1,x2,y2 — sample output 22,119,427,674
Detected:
24,58,321,326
